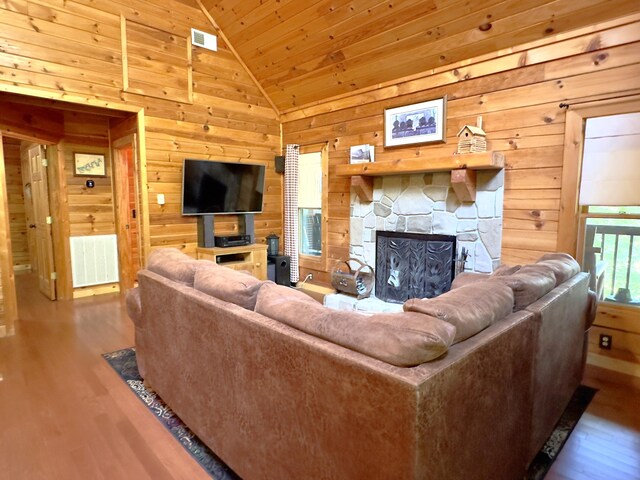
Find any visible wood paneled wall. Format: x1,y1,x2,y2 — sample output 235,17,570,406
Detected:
2,138,29,268
282,14,640,283
0,0,282,262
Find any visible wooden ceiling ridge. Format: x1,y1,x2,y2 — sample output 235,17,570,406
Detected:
204,0,640,111
195,0,281,116
278,12,640,121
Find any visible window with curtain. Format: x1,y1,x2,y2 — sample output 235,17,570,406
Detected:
298,150,322,256
578,112,640,307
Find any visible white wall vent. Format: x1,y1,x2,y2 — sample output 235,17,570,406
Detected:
70,234,119,288
191,28,217,52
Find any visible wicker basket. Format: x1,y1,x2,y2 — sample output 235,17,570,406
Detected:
330,258,374,299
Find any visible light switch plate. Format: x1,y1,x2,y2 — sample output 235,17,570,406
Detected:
157,193,165,205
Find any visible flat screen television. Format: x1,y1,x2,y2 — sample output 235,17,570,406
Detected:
181,159,265,215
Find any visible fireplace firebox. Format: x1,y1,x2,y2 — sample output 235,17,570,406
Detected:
375,231,456,304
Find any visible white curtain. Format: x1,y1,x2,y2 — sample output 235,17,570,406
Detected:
579,112,640,206
284,144,300,283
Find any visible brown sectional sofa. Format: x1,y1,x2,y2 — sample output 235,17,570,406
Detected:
126,249,595,480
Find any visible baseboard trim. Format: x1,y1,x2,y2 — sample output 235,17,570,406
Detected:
587,352,640,378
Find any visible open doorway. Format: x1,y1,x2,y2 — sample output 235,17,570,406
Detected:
0,92,146,331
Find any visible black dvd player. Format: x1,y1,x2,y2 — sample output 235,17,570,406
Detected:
214,235,252,248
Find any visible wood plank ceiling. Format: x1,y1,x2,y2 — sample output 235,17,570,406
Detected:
200,0,640,112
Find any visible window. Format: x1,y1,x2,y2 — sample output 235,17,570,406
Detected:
577,113,640,307
297,144,328,269
580,206,640,306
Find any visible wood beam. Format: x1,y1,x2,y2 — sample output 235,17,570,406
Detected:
351,176,374,202
451,169,477,202
0,101,64,144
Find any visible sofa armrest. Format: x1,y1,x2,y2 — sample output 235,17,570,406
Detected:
125,287,142,326
586,289,598,330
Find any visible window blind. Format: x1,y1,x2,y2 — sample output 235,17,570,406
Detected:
579,112,640,206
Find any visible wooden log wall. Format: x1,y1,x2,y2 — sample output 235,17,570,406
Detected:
0,0,282,264
1,137,29,268
281,14,640,375
282,14,640,284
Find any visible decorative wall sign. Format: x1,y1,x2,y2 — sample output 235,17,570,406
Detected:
384,96,447,148
74,153,106,177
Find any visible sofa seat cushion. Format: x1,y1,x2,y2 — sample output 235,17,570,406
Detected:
146,248,200,286
255,282,456,367
403,280,514,343
493,264,556,311
194,263,264,310
535,252,580,286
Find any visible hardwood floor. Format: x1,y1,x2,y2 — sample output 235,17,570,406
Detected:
0,273,639,479
0,274,209,480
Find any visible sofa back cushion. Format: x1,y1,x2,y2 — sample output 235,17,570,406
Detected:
255,282,456,367
535,252,580,286
403,280,514,343
493,264,556,311
194,263,264,310
146,248,200,285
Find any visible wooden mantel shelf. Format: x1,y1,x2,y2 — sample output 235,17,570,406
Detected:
335,151,504,177
338,152,504,202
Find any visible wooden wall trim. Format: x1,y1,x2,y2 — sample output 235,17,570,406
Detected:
0,84,141,115
136,111,152,264
0,134,18,334
49,145,73,300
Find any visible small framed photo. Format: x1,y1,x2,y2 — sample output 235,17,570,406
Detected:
350,144,375,164
74,153,106,177
384,96,447,148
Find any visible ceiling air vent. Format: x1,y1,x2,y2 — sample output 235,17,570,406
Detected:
191,28,217,52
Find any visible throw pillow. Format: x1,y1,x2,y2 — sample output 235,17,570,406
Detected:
146,248,199,285
194,263,264,310
492,264,556,311
535,252,580,286
403,280,514,343
255,283,456,367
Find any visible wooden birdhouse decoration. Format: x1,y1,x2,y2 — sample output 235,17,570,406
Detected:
457,116,487,154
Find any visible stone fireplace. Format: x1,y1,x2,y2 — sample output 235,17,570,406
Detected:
344,169,504,306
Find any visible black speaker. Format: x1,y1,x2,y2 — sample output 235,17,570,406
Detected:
268,255,290,285
274,155,285,174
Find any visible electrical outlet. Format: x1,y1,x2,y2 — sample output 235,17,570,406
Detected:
599,334,612,350
308,273,313,280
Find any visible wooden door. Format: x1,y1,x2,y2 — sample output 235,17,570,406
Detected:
28,145,56,300
112,135,141,289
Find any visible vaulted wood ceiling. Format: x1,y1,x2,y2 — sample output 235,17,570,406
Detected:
200,0,639,113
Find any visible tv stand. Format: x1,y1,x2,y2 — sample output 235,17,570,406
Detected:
196,244,267,280
197,213,255,248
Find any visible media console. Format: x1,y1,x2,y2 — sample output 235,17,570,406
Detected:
196,244,267,280
197,214,255,248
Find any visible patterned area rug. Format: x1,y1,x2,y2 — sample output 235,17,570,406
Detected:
103,348,239,480
104,347,596,480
